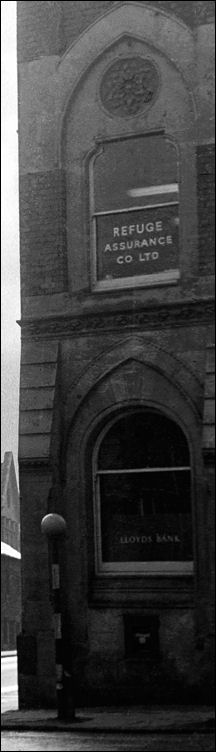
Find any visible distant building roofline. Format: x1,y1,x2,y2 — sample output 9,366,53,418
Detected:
1,541,21,559
1,451,19,503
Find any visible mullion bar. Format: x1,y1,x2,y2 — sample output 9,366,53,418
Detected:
93,201,179,217
97,467,190,475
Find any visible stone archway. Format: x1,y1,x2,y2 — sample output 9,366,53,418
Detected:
60,350,206,703
57,1,196,144
63,346,204,578
63,337,203,442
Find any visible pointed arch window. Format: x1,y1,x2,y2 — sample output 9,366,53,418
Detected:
93,410,193,575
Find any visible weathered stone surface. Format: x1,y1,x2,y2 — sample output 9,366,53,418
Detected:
88,609,124,656
100,56,160,117
17,3,216,65
203,399,215,424
206,344,215,373
20,388,55,411
193,1,215,24
19,435,51,458
21,341,59,364
196,25,215,139
198,146,215,275
205,373,215,398
203,425,215,449
202,344,215,451
20,364,57,389
17,1,62,63
19,410,53,435
18,1,214,64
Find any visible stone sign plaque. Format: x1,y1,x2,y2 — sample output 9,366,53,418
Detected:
94,203,179,288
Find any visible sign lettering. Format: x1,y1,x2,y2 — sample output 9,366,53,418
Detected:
101,514,192,563
120,534,181,545
96,204,179,282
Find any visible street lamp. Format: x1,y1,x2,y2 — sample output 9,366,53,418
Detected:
41,513,75,721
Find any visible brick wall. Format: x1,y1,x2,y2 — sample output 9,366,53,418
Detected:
17,1,62,62
19,171,67,296
197,145,215,275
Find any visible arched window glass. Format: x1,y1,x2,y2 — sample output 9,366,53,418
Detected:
93,411,193,575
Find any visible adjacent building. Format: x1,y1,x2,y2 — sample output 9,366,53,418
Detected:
17,1,215,708
1,452,21,649
1,452,20,552
1,542,21,650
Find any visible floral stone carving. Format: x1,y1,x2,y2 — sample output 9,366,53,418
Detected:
100,57,159,117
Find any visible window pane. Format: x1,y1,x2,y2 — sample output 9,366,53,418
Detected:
94,136,177,213
100,470,191,516
100,470,192,563
98,412,190,469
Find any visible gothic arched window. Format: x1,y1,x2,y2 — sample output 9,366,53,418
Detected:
93,410,193,575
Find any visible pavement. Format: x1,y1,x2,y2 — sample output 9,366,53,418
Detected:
1,705,215,734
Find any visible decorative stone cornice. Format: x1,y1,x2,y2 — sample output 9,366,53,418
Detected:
19,458,52,470
91,576,194,608
18,299,214,339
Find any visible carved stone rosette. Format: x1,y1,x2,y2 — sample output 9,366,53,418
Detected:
100,57,160,117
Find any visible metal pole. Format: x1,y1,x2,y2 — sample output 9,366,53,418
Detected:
51,538,65,719
41,513,75,721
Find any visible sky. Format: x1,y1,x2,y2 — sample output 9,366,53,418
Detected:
1,2,20,481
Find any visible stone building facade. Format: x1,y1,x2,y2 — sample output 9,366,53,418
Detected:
17,1,215,707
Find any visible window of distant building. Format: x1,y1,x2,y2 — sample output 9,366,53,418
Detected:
93,410,193,576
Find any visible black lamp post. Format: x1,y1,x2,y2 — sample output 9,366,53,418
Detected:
41,512,75,720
